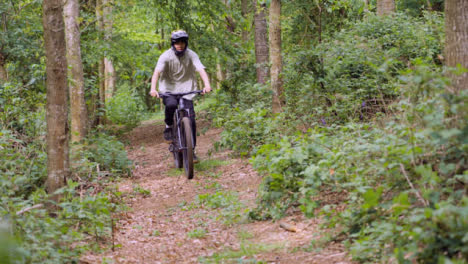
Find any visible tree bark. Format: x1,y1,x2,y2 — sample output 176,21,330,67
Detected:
64,0,88,143
445,0,468,94
241,0,250,43
253,0,269,84
0,63,7,82
42,0,69,199
269,0,283,113
104,57,115,99
0,51,7,82
377,0,395,16
103,0,115,99
96,0,106,124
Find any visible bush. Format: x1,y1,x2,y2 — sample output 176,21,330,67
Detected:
1,125,131,263
106,85,144,129
282,12,444,124
249,60,467,262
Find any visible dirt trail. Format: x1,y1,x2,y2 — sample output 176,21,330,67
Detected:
81,120,352,264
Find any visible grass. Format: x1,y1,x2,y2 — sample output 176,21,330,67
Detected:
167,168,184,177
187,228,207,239
195,159,230,172
198,241,283,263
204,181,223,190
132,184,151,197
165,158,228,178
179,191,248,226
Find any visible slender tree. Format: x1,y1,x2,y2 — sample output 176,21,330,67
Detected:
269,0,283,113
377,0,395,16
0,52,6,82
253,0,269,84
64,0,88,142
445,0,468,94
241,0,250,43
103,0,115,99
96,0,106,125
43,0,69,198
0,13,8,82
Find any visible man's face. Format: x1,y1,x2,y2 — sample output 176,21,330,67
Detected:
174,41,186,51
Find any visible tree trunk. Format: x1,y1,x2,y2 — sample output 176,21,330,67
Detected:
42,0,69,199
269,0,283,113
96,0,106,125
64,0,88,143
253,0,269,84
0,62,6,82
103,0,115,99
241,0,250,43
0,13,8,82
0,51,7,82
445,0,468,94
377,0,395,16
104,57,115,99
215,46,224,89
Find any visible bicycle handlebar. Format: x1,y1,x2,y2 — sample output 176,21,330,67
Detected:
159,90,203,98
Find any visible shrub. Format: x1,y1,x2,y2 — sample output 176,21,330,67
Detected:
282,12,444,124
106,85,143,129
249,60,467,262
1,126,131,263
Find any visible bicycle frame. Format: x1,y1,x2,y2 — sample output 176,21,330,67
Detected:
160,90,202,178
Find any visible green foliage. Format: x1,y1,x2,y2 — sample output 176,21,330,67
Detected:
205,8,465,263
1,123,131,263
249,60,467,262
106,85,144,129
0,181,121,264
0,81,46,137
0,0,44,84
186,228,207,239
185,191,247,226
76,132,133,178
209,84,294,156
283,12,444,124
0,129,47,199
199,240,281,263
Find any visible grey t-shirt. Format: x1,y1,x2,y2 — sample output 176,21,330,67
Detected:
155,48,205,100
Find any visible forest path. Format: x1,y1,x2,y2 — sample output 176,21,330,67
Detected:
81,118,352,264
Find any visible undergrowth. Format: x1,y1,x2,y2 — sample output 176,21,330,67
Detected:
208,12,467,263
0,121,132,263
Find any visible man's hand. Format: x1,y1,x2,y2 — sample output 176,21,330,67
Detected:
150,89,159,98
202,86,211,94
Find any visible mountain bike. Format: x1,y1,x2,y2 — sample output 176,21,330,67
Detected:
160,90,201,179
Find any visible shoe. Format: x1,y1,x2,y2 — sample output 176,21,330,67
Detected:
193,153,200,163
163,127,173,141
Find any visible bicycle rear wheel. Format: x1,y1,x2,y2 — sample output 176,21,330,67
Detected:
181,117,194,179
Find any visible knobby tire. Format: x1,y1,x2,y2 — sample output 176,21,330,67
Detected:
172,115,183,168
181,117,194,179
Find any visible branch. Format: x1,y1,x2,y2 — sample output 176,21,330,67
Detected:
16,204,44,215
400,163,428,207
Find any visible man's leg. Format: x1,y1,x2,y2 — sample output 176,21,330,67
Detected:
163,96,178,140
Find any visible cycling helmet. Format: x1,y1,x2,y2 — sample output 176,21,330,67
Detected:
171,30,189,57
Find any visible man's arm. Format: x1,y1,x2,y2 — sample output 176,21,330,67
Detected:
150,69,160,97
198,68,211,94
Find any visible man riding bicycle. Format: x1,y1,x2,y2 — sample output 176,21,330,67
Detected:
150,30,211,162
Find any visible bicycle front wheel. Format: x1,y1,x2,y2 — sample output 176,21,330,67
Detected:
172,115,183,168
181,117,194,179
